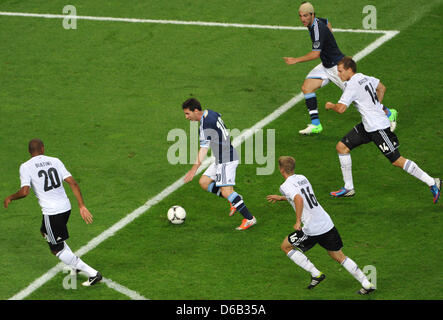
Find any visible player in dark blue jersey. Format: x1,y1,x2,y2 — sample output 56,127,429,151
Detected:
182,98,257,230
283,2,397,135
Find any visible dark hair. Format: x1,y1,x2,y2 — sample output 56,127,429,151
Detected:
28,138,44,154
182,98,202,111
338,56,357,73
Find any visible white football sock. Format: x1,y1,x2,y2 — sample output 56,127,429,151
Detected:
338,153,354,190
57,242,98,277
403,159,435,187
341,257,371,289
287,249,321,278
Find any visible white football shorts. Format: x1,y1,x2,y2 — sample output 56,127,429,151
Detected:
203,160,239,187
306,63,345,90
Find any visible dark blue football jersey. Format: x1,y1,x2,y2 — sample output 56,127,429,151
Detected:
309,17,344,68
199,110,239,164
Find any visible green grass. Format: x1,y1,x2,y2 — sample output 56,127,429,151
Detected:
0,1,441,300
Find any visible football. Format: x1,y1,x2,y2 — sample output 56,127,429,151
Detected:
167,205,186,224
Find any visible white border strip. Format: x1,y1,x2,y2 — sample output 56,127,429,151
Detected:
0,11,395,34
6,12,399,300
102,277,148,300
81,270,149,300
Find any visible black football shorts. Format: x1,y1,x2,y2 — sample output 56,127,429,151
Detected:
40,210,71,245
341,122,401,163
288,227,343,252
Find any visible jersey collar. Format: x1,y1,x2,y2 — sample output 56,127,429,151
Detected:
200,110,208,123
309,17,318,29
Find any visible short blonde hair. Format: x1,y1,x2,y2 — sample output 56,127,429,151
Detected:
299,2,315,14
278,156,296,174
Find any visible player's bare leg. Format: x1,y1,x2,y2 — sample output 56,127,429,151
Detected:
200,176,236,215
327,249,347,264
200,175,236,214
200,175,225,199
300,78,324,135
280,237,293,255
198,175,213,191
301,78,323,94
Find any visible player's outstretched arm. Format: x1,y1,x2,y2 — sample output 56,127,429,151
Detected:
325,102,347,114
266,195,286,203
64,176,93,224
376,82,386,103
283,50,320,65
3,186,30,208
79,206,93,224
184,147,209,183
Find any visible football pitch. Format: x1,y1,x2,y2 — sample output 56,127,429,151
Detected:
0,0,442,302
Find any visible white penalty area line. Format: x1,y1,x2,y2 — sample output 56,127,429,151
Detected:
7,12,399,300
9,265,148,300
79,270,148,300
101,277,148,300
75,270,147,300
0,11,397,35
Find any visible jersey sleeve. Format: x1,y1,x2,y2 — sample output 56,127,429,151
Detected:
369,76,380,90
280,183,299,203
311,19,327,51
338,81,358,107
200,114,220,148
56,159,72,180
19,164,31,188
199,126,211,148
199,111,213,148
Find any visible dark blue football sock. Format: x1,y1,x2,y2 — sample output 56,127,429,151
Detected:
227,192,253,220
304,93,320,125
207,182,223,198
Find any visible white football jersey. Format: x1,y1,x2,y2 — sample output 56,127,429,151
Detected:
19,155,72,215
339,73,390,132
279,174,334,236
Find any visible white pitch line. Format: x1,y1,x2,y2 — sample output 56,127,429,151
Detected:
6,12,399,300
0,11,394,34
9,264,63,300
102,277,148,300
75,270,148,300
8,265,148,300
353,30,399,61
